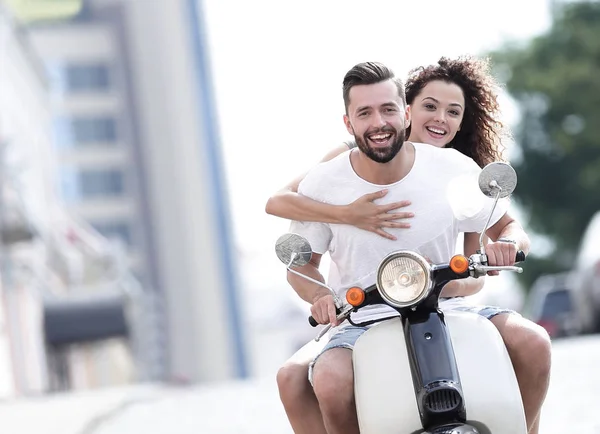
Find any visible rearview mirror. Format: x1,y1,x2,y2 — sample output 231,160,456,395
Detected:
275,233,312,268
478,162,517,199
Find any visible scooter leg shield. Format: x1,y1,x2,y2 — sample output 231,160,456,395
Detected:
353,318,423,434
441,311,527,433
352,313,527,434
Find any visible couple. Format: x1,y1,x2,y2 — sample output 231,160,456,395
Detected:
265,57,551,434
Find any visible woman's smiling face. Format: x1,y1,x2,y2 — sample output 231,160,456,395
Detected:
408,80,465,148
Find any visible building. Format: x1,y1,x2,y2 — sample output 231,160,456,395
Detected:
27,0,249,383
0,1,139,397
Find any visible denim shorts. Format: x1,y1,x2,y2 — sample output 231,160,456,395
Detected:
307,298,517,386
439,296,517,320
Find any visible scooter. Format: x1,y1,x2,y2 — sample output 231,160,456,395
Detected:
275,162,527,434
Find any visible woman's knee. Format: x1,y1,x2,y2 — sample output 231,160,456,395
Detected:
494,314,552,373
521,322,552,373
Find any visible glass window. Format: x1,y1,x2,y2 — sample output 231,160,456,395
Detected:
79,169,125,197
91,221,133,246
72,117,117,143
59,167,80,202
54,116,118,148
65,64,111,92
541,289,572,318
60,168,126,201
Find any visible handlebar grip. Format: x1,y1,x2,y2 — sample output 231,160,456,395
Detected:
515,250,526,263
308,306,341,327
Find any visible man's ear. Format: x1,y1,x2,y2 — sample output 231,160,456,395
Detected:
343,114,354,136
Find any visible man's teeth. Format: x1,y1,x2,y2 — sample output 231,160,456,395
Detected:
426,127,446,135
370,133,391,140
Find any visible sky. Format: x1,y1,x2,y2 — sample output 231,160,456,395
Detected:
201,0,553,307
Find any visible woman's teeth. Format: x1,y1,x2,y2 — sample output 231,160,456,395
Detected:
426,126,446,135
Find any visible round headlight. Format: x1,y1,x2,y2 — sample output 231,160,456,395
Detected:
376,251,432,308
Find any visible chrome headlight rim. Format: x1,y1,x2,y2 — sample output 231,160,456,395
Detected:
376,251,432,308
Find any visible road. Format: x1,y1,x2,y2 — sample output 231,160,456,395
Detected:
1,335,598,433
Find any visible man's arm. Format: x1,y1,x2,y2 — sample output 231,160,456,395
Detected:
440,232,486,297
286,253,326,304
486,212,530,253
286,252,339,326
484,212,531,269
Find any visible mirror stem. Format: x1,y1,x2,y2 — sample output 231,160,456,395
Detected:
287,252,297,269
479,183,502,256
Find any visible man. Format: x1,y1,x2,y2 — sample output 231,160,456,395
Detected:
283,62,551,434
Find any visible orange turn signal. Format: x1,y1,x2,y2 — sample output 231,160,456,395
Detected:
450,255,470,274
346,287,366,307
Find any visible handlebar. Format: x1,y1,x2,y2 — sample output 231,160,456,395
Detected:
307,251,526,327
308,305,355,342
472,250,527,277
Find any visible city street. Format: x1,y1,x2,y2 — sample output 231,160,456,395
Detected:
0,3,595,434
1,335,598,433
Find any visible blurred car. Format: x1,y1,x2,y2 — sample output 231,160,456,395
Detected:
570,211,600,334
526,272,579,338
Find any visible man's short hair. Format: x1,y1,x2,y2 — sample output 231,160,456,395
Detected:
342,62,407,113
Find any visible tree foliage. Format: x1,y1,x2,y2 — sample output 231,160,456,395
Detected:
491,1,600,288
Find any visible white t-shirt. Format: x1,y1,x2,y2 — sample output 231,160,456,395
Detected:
289,142,509,323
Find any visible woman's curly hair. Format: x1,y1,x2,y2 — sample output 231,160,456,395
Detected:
405,56,508,167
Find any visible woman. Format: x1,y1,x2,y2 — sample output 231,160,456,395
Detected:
267,57,545,434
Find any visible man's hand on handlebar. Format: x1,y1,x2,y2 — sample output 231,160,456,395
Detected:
311,290,340,326
485,241,518,275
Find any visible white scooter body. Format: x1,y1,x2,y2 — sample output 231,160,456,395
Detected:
353,310,527,434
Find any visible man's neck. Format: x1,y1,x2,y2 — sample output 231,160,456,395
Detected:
350,142,415,185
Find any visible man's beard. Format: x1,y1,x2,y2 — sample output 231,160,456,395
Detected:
354,125,406,163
